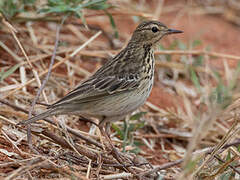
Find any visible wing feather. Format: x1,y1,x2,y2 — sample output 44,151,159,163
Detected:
50,48,143,108
50,75,141,109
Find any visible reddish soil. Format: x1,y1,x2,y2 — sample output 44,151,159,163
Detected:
148,14,240,110
1,1,240,176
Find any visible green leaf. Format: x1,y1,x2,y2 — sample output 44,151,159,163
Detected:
169,39,178,50
180,55,187,63
184,159,198,172
47,0,64,7
111,123,124,140
23,0,36,5
39,0,111,18
229,61,240,90
205,45,212,52
238,144,240,152
133,140,143,148
192,39,202,48
158,44,165,50
104,10,118,38
128,123,135,132
226,150,231,161
177,40,187,50
134,121,145,130
193,55,204,66
81,0,107,9
0,0,37,18
220,171,234,180
79,10,87,26
0,0,19,18
189,67,201,92
209,80,232,108
85,0,110,10
0,64,21,82
212,70,221,81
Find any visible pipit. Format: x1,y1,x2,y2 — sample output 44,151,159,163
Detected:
19,20,182,167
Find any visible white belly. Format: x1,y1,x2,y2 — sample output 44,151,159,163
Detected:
86,78,154,117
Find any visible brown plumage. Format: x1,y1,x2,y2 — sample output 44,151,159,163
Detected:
19,20,182,129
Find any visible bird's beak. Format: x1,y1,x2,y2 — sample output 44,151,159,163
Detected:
166,28,183,34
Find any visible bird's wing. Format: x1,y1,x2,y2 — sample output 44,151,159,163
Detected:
50,59,142,108
50,75,141,108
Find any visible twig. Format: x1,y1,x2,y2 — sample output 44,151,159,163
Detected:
84,10,153,18
2,16,37,154
86,159,92,179
193,115,239,176
14,49,240,67
27,16,65,118
3,56,69,98
5,157,46,180
140,139,240,177
2,18,33,68
0,157,40,168
0,41,22,62
0,99,103,149
26,15,67,153
213,155,240,176
140,159,183,177
95,153,103,178
155,61,209,74
40,129,120,166
100,172,133,179
41,130,96,157
3,29,102,100
70,23,115,49
70,31,102,57
1,129,23,155
13,10,153,22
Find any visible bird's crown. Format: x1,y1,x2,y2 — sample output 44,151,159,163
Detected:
130,20,183,45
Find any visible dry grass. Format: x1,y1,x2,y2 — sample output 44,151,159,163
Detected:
1,0,240,179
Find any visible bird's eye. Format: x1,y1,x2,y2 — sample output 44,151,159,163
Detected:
151,27,159,33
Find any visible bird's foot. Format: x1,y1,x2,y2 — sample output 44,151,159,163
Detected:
99,127,139,177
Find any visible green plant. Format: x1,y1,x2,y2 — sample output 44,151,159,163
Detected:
0,0,118,37
39,0,110,17
0,0,36,19
0,64,21,82
112,112,146,154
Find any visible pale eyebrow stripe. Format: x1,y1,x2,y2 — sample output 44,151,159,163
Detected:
135,28,153,32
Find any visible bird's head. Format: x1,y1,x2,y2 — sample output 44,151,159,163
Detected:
130,21,183,46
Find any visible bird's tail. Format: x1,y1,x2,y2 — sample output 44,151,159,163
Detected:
17,109,54,125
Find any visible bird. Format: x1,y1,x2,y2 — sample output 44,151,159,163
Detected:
18,20,182,160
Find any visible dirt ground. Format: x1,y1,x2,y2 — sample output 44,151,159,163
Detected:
1,0,240,179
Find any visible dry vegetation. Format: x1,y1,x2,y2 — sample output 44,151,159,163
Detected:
1,0,240,179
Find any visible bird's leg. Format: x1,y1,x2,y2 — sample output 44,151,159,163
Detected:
98,121,115,152
103,122,128,163
98,118,137,176
99,117,126,160
78,115,98,126
105,122,111,138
